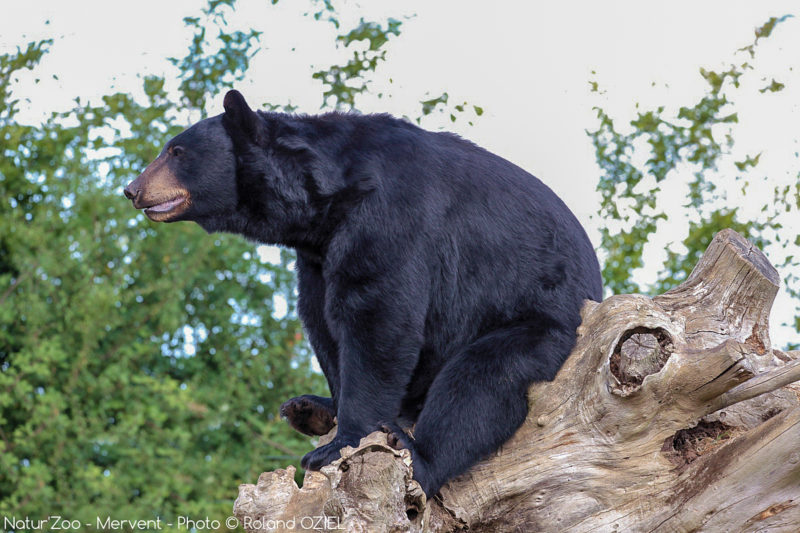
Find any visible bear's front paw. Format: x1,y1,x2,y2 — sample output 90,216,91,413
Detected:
280,395,336,436
300,434,359,471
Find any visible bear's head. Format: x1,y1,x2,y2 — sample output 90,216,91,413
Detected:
123,90,276,231
125,90,370,249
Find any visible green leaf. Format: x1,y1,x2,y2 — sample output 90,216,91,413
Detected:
759,79,785,93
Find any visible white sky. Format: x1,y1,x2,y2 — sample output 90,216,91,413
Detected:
3,0,799,347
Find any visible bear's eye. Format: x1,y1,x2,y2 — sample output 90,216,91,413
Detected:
171,146,185,158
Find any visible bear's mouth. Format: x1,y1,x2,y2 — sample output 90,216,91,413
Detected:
142,194,190,221
146,196,186,213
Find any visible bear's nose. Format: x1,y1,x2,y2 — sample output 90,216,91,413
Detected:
123,184,137,201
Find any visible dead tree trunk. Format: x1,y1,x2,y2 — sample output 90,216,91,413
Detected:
234,229,800,532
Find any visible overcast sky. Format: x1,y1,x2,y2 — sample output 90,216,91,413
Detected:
3,0,799,346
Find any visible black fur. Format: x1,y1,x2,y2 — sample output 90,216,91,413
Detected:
128,90,603,497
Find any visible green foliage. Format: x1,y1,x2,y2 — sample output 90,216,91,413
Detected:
312,17,403,109
417,92,483,126
168,0,261,115
0,24,324,532
0,40,52,122
309,0,339,29
589,16,800,347
308,3,480,121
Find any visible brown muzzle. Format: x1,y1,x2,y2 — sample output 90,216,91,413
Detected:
124,155,190,222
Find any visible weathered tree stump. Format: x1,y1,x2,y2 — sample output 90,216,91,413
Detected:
234,229,800,532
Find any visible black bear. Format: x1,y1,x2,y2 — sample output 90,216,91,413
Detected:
124,90,603,497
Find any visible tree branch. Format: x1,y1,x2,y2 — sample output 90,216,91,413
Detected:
706,358,800,414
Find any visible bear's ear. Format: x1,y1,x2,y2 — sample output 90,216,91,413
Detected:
223,90,259,140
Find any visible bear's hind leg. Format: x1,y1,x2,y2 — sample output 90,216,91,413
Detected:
394,324,576,497
280,395,336,436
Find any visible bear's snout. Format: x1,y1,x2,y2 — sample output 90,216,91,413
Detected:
123,183,138,201
123,155,191,222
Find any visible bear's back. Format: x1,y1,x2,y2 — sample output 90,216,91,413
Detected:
309,114,602,353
